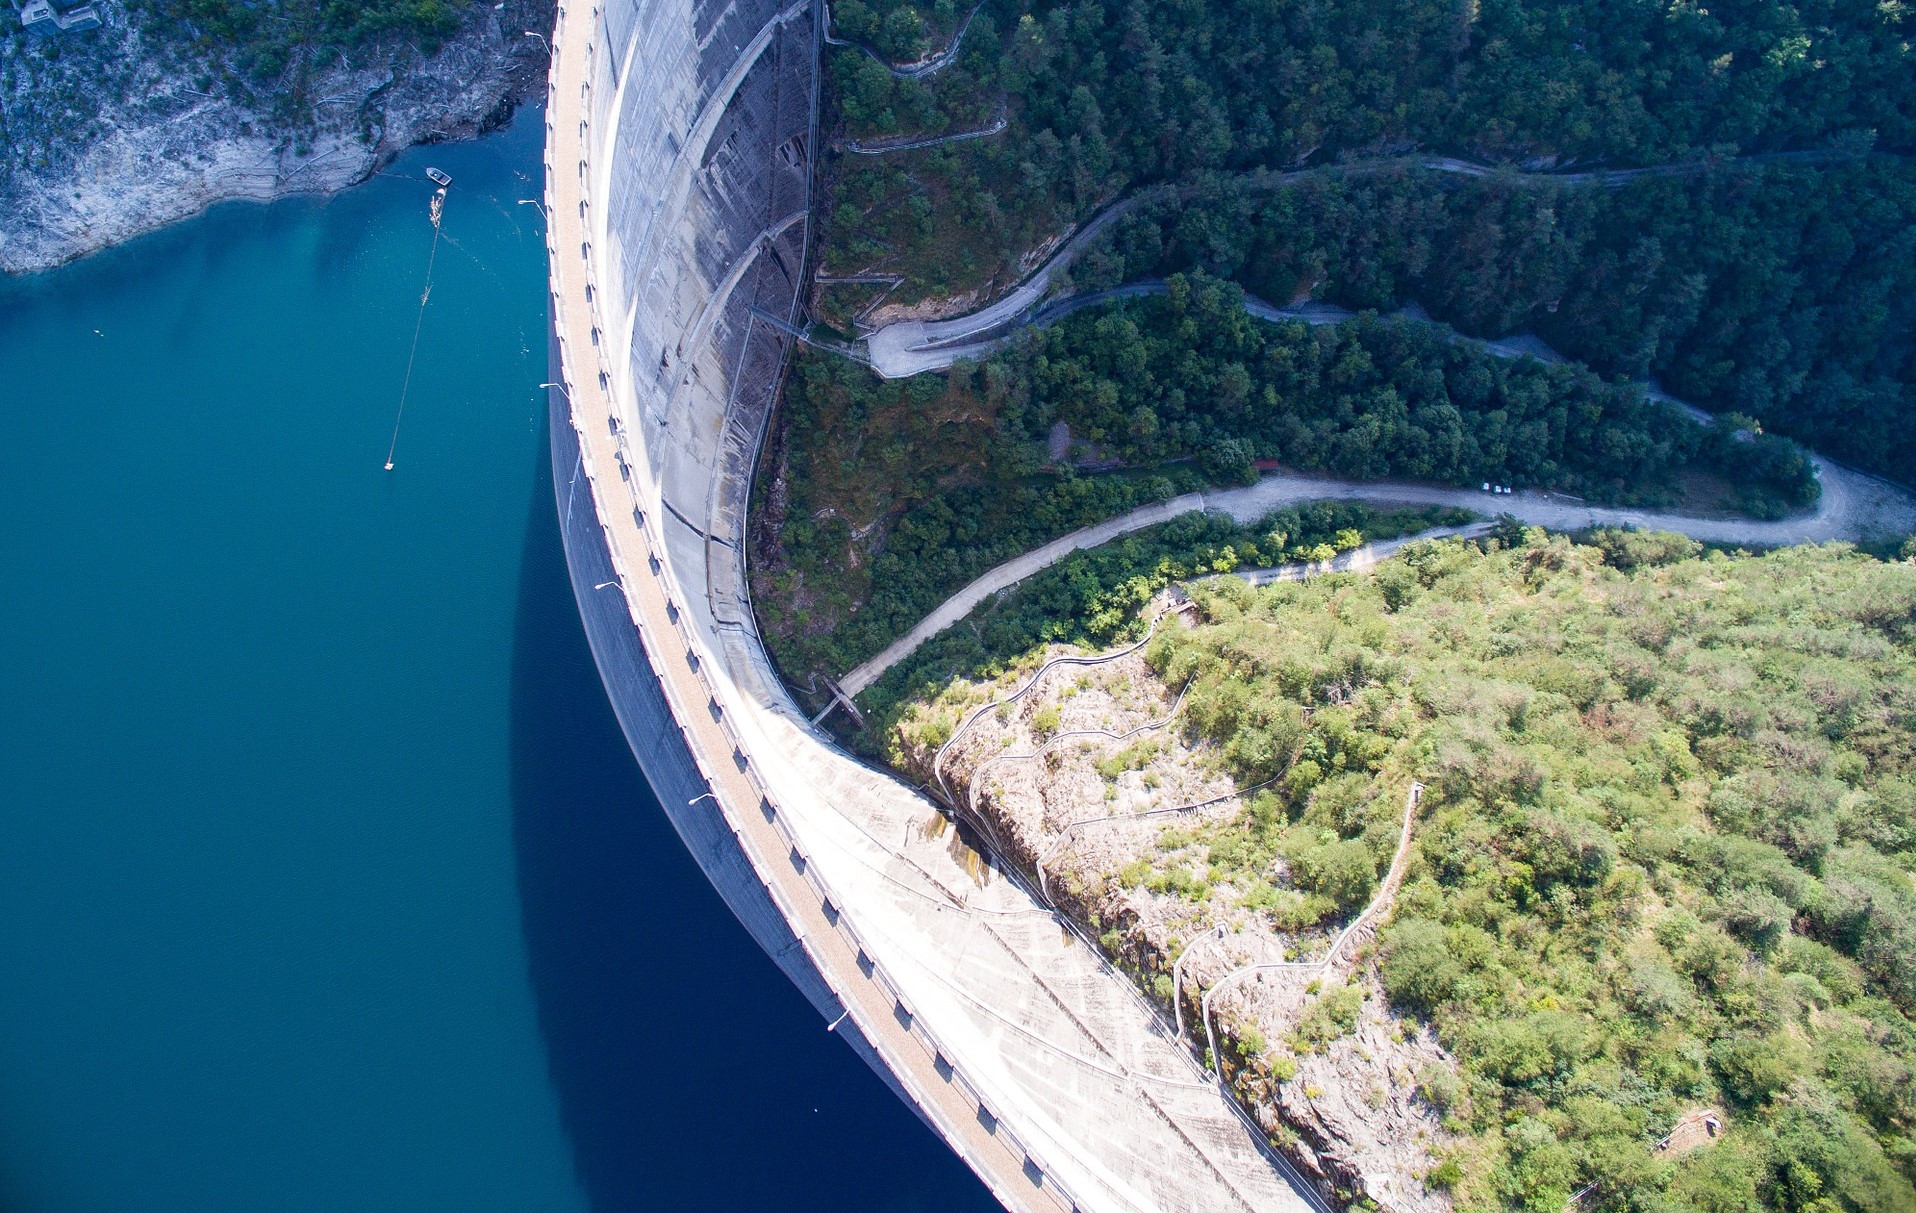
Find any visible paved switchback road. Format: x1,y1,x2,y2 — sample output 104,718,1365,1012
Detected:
858,149,1889,379
841,275,1916,696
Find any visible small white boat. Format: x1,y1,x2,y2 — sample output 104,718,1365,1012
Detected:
425,167,452,187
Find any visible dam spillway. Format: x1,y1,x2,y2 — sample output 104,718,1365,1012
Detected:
539,0,1327,1207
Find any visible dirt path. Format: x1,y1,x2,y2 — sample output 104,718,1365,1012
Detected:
1322,783,1421,975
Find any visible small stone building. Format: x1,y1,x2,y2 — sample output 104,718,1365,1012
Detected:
19,0,102,34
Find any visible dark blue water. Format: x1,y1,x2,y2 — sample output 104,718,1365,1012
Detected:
0,107,995,1213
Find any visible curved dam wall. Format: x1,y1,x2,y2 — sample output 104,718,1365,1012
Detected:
542,1,1328,1208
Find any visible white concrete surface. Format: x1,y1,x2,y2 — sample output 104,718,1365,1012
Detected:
545,0,1334,1207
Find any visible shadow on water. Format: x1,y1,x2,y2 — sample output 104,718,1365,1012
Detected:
507,429,1002,1213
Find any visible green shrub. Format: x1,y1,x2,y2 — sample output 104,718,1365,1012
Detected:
1710,1033,1812,1106
1380,919,1463,1015
1287,836,1377,913
889,523,1916,1213
1292,982,1363,1053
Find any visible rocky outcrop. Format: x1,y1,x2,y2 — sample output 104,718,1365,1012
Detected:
1274,998,1456,1210
902,642,1458,1211
0,0,550,274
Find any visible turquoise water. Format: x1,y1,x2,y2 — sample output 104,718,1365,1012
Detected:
0,110,994,1212
0,112,584,1213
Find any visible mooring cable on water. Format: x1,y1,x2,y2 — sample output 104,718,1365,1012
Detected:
438,230,500,282
385,185,447,471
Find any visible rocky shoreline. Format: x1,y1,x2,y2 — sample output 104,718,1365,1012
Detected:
0,0,551,275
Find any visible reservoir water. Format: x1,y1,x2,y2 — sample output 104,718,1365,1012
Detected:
0,108,994,1212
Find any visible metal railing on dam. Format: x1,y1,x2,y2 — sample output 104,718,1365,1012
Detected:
540,0,1330,1206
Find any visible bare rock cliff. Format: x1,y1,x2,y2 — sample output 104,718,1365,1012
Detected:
898,644,1459,1212
0,0,549,273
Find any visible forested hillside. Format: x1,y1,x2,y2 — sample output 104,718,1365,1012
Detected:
1067,161,1916,483
1155,533,1916,1212
1018,277,1815,508
834,0,1916,161
751,284,1816,693
889,532,1916,1213
156,0,469,84
810,0,1916,483
817,0,1914,306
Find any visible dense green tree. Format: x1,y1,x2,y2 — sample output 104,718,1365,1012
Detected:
1079,162,1916,481
818,0,1916,300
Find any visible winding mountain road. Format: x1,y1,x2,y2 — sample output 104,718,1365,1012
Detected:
839,459,1914,697
861,150,1874,378
824,0,989,78
846,102,1009,154
842,257,1916,699
839,147,1914,699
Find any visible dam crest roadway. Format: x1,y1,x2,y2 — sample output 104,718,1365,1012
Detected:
540,0,1333,1208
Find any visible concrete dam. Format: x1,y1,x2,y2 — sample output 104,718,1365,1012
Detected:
539,0,1326,1206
